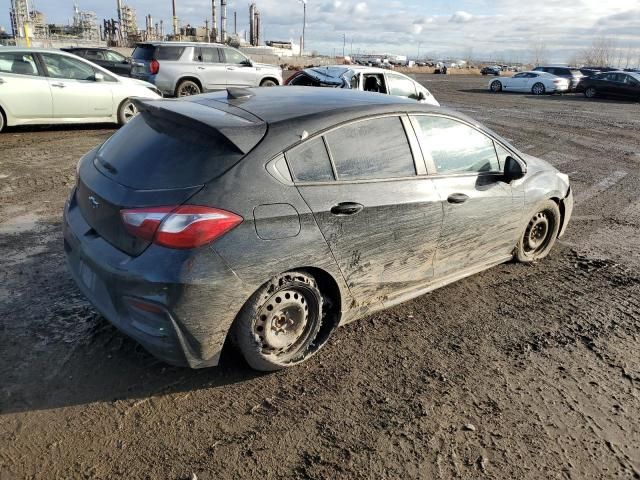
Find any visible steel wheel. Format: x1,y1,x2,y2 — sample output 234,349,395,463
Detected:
532,82,545,95
233,271,327,371
523,211,552,255
255,287,317,357
585,87,597,99
491,80,502,92
260,79,277,87
515,199,561,263
176,80,201,97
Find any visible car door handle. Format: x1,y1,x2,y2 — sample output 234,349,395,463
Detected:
51,82,66,88
0,78,5,84
330,202,364,216
197,66,206,70
447,193,469,204
226,67,237,71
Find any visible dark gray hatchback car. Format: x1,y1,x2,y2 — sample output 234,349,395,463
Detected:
63,87,573,371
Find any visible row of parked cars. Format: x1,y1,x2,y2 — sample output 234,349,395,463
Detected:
0,42,441,132
488,65,640,100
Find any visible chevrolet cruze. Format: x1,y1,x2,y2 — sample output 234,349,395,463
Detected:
63,87,573,371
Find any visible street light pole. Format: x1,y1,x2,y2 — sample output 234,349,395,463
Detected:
298,0,306,56
342,33,346,58
417,41,422,61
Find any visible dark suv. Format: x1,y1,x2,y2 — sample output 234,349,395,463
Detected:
533,66,584,91
63,87,573,371
62,47,132,76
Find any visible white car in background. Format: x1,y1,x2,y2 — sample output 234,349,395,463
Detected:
0,48,161,133
286,65,440,106
488,71,570,95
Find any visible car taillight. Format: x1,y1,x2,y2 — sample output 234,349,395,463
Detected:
120,205,242,249
150,59,160,74
554,79,563,84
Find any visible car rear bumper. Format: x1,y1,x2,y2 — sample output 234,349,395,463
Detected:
63,189,249,368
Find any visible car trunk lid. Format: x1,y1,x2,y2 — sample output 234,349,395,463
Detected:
76,97,266,256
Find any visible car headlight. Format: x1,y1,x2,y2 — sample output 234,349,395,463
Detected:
147,86,162,97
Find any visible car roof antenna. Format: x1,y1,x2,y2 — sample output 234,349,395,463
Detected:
227,87,254,100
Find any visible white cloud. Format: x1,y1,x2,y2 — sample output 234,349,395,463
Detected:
450,11,473,23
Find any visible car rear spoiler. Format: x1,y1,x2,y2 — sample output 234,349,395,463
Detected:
132,98,267,155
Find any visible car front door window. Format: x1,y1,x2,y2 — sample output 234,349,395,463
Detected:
224,48,249,65
41,54,96,80
412,116,500,174
386,73,418,99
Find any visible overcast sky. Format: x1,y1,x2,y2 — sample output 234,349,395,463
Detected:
3,0,640,62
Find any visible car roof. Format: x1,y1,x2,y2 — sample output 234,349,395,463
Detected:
135,41,226,47
303,65,394,78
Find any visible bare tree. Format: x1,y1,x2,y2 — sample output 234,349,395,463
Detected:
531,40,548,67
581,36,617,66
463,46,474,67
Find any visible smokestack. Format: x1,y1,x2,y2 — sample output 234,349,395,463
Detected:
249,3,255,46
220,0,226,44
255,10,260,46
234,11,237,34
211,0,218,42
172,0,178,36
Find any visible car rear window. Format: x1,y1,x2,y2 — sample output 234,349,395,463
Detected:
94,112,244,189
132,45,185,61
286,137,334,182
325,116,415,181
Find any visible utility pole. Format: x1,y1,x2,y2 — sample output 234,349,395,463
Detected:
298,0,306,56
417,42,422,61
234,11,237,34
343,33,346,57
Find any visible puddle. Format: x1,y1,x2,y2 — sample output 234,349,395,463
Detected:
0,213,41,234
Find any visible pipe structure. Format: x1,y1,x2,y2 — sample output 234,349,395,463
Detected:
211,0,218,43
172,0,178,36
220,0,226,44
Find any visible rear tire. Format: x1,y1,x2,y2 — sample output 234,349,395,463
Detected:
585,87,597,99
233,271,324,371
260,79,278,87
175,79,201,97
117,99,138,126
515,200,561,263
490,80,502,92
532,82,546,95
0,107,5,133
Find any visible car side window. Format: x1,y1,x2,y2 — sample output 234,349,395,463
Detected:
349,73,359,89
325,116,415,181
412,116,500,174
155,46,185,60
104,51,125,62
386,73,418,99
513,73,525,78
286,137,334,182
194,47,221,63
41,53,96,80
85,50,104,61
0,52,39,76
223,48,248,65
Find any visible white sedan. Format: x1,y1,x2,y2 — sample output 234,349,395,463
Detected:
488,71,569,95
0,48,161,132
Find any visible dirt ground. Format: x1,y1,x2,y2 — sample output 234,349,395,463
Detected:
1,76,639,479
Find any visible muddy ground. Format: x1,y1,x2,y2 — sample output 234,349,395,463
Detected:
1,75,639,479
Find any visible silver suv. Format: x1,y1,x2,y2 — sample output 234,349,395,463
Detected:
130,42,283,97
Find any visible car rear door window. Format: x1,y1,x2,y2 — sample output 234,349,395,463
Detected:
325,116,415,180
286,137,334,182
0,52,39,76
412,116,500,174
386,73,418,99
194,47,222,63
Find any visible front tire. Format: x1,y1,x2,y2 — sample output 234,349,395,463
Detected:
585,87,597,99
532,82,546,95
515,200,561,263
175,79,201,97
117,99,138,126
260,79,278,87
233,271,324,371
490,80,503,93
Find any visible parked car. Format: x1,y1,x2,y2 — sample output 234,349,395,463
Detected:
0,48,160,133
489,71,570,95
481,66,501,76
580,71,640,100
62,47,132,76
63,87,573,371
285,66,439,106
533,66,584,91
130,41,283,97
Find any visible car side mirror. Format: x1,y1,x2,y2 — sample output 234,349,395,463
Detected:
417,91,426,101
124,58,131,64
241,59,253,67
94,72,105,82
504,156,526,182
